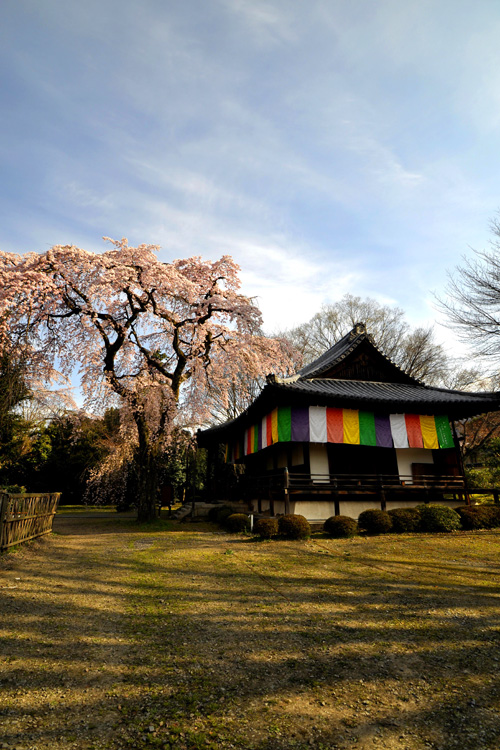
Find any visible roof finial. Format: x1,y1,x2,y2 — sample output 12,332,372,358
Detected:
353,321,366,336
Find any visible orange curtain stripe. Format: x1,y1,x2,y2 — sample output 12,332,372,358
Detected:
326,408,344,443
405,414,424,448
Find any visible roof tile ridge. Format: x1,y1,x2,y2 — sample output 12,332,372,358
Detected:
308,376,415,383
266,373,300,384
423,384,500,397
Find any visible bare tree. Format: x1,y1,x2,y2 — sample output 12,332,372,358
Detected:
280,294,448,384
440,217,500,362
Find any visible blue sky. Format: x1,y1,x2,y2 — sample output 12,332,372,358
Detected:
2,0,500,350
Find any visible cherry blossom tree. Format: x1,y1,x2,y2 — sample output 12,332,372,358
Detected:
0,238,294,520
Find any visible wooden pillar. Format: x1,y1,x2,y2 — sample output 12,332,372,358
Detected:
452,420,470,505
333,478,339,516
380,488,387,512
283,467,290,514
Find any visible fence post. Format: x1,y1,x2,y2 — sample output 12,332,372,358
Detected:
0,493,11,551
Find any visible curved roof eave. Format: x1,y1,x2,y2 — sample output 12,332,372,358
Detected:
197,379,500,444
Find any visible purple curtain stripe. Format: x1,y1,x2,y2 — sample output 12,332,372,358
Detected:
291,407,310,442
375,414,393,448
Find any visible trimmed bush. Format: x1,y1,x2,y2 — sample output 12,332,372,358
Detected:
207,505,222,523
418,504,461,533
358,509,393,534
324,515,358,538
254,517,279,539
278,514,311,540
226,513,250,533
455,505,491,530
208,505,237,523
216,506,236,526
388,507,421,533
481,504,500,529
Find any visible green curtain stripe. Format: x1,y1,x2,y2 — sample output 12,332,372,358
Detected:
278,406,292,442
434,415,454,449
232,409,455,456
359,411,377,446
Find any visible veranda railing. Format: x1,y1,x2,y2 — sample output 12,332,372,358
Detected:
242,470,467,497
0,492,60,551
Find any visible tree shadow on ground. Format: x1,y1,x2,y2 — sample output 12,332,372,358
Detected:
1,525,500,749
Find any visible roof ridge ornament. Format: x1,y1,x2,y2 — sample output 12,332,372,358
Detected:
351,321,366,338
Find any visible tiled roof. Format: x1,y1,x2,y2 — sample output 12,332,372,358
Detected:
273,378,500,409
296,322,416,382
198,379,500,440
197,322,500,442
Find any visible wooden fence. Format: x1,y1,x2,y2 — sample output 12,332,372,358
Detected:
0,492,60,551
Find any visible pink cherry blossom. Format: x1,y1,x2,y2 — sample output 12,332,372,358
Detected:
0,239,295,519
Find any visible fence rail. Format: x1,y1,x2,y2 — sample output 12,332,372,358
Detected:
0,492,60,551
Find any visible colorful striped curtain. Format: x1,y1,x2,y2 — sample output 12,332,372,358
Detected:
227,406,455,461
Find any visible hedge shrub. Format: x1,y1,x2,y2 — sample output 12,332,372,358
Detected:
206,505,236,524
418,504,461,533
388,507,421,533
207,505,222,522
357,509,392,534
455,505,491,530
216,506,237,526
254,517,279,539
225,513,250,532
278,514,311,540
482,504,500,528
323,515,358,538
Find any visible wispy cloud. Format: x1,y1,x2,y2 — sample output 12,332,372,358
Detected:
2,0,500,344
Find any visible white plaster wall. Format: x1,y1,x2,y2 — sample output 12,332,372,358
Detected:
260,499,270,512
291,500,336,520
274,500,286,515
396,448,434,483
339,499,383,518
309,444,329,483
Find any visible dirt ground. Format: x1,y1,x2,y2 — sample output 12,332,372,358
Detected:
1,515,500,750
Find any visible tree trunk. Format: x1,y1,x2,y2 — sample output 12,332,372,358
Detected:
134,413,159,522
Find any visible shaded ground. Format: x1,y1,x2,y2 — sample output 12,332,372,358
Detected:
1,514,500,749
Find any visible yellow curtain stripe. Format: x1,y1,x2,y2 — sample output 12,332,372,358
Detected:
343,409,360,444
420,414,439,449
271,408,279,444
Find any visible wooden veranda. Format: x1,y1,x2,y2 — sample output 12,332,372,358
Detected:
238,468,468,515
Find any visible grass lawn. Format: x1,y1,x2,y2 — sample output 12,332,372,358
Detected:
1,519,500,749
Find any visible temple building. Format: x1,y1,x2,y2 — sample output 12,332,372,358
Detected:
197,323,500,520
